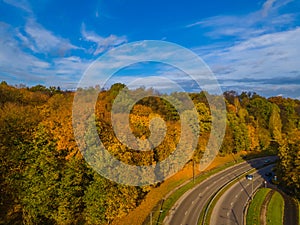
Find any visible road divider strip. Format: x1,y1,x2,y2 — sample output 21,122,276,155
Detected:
143,157,275,225
199,163,275,225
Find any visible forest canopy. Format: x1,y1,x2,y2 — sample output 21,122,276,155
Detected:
0,81,299,224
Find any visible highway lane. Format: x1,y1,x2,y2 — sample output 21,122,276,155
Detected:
210,164,274,225
164,156,276,225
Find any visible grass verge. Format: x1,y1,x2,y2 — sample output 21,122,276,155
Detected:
200,161,276,225
246,188,271,225
112,151,274,225
153,156,275,225
266,191,284,225
155,160,240,225
151,160,242,224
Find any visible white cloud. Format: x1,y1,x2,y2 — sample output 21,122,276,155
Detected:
262,0,276,16
53,56,89,78
3,0,32,13
23,19,78,55
182,0,299,97
0,22,90,87
261,0,295,17
187,15,257,29
0,18,129,88
196,27,300,84
0,22,49,73
81,23,127,55
186,13,267,40
4,0,78,55
4,0,78,56
186,0,296,40
0,22,50,83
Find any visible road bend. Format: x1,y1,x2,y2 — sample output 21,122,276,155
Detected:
164,156,276,225
210,164,274,225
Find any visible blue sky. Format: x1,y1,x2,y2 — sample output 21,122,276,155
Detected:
0,0,300,97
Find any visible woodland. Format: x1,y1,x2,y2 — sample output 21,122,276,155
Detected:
0,81,299,224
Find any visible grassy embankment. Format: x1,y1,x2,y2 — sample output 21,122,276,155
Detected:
266,191,284,225
112,152,245,225
246,188,271,225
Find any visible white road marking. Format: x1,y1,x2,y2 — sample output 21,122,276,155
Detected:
185,211,188,215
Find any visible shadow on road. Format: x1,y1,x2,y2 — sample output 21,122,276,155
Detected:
242,156,298,225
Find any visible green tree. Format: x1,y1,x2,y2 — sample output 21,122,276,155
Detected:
83,173,107,225
269,104,282,144
21,126,63,224
0,103,41,223
247,96,273,129
56,158,89,224
227,110,249,153
278,135,300,198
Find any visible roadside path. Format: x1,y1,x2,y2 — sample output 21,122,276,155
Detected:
260,189,274,225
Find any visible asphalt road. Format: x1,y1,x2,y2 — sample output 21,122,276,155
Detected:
210,164,274,225
164,156,276,225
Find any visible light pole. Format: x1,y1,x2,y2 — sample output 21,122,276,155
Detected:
251,176,254,200
193,159,195,184
150,209,164,224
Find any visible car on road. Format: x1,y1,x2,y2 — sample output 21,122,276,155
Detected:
265,172,272,177
246,174,253,180
264,159,271,165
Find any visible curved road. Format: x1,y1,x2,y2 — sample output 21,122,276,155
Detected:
210,164,274,225
164,156,276,225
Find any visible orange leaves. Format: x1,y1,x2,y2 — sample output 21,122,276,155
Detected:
40,93,80,159
247,124,260,151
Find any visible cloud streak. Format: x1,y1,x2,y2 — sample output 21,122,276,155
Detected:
0,22,50,82
192,27,300,97
0,1,128,88
0,0,299,99
0,21,89,87
183,0,300,97
262,0,276,16
186,0,296,40
81,23,127,55
3,0,32,13
20,19,79,55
